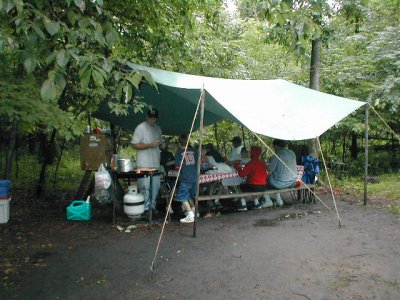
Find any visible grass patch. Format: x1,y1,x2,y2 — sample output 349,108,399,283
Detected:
388,205,400,214
328,172,400,201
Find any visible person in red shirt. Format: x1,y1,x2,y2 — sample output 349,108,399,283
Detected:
234,146,268,211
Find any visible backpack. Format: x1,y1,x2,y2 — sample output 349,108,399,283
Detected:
301,155,320,184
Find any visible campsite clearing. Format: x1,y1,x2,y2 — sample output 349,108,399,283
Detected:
1,191,399,299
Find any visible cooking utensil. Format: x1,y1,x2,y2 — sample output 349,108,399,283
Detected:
117,158,134,172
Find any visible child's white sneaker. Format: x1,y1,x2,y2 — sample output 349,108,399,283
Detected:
237,198,247,211
253,198,262,209
261,194,273,208
180,211,195,223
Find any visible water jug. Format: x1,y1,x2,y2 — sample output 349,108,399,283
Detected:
123,184,145,217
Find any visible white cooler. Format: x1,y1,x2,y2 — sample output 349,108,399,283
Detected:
0,198,11,223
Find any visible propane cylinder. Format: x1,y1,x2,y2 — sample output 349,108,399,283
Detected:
123,183,145,217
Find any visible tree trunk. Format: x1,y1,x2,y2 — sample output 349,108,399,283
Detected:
342,133,346,163
4,118,18,179
36,129,57,196
350,133,358,159
307,38,321,158
28,133,36,154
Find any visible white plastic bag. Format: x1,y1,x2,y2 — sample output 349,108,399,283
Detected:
95,164,112,189
94,164,112,205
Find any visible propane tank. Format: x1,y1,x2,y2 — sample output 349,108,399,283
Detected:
123,183,145,217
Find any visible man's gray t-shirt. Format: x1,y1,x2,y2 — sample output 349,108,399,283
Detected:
268,148,297,189
131,121,162,168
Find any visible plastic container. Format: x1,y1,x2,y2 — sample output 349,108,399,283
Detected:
0,187,8,198
66,200,91,221
0,180,11,187
0,198,11,223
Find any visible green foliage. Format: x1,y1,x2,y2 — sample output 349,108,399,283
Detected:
1,0,399,192
333,172,400,201
0,0,158,140
236,0,335,60
7,149,82,191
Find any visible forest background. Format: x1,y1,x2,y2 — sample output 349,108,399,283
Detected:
0,0,399,203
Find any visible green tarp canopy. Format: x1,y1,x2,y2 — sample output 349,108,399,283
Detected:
93,63,365,140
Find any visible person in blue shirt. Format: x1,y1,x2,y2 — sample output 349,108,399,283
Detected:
175,134,198,223
205,143,225,163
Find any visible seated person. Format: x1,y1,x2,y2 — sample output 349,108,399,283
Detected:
199,145,213,172
160,140,175,174
226,136,243,166
234,146,268,211
205,143,225,163
267,139,297,207
239,147,250,166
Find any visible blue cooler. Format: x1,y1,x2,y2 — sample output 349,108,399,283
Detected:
66,200,91,221
0,180,11,199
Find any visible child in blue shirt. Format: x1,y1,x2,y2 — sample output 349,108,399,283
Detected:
175,134,198,223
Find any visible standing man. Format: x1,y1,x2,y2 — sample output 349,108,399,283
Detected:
226,136,243,165
268,139,297,207
131,108,162,213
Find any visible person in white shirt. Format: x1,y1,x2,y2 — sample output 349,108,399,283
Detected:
226,136,243,165
131,108,162,213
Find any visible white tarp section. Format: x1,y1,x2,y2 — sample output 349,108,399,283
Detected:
127,63,365,140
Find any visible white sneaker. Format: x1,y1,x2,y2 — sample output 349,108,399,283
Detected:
214,199,222,207
185,207,200,218
253,198,262,209
237,198,248,211
180,211,195,223
275,193,283,207
261,194,273,208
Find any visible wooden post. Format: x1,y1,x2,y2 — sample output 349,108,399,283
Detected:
364,103,369,205
193,88,205,237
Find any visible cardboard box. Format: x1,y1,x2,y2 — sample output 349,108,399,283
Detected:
80,133,113,171
0,198,11,224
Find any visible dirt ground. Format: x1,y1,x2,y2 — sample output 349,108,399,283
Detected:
1,190,399,300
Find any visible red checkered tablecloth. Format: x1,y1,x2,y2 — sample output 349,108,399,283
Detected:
168,170,239,184
168,166,303,184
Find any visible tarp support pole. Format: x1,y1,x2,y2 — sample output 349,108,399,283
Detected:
364,103,369,205
193,88,206,238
